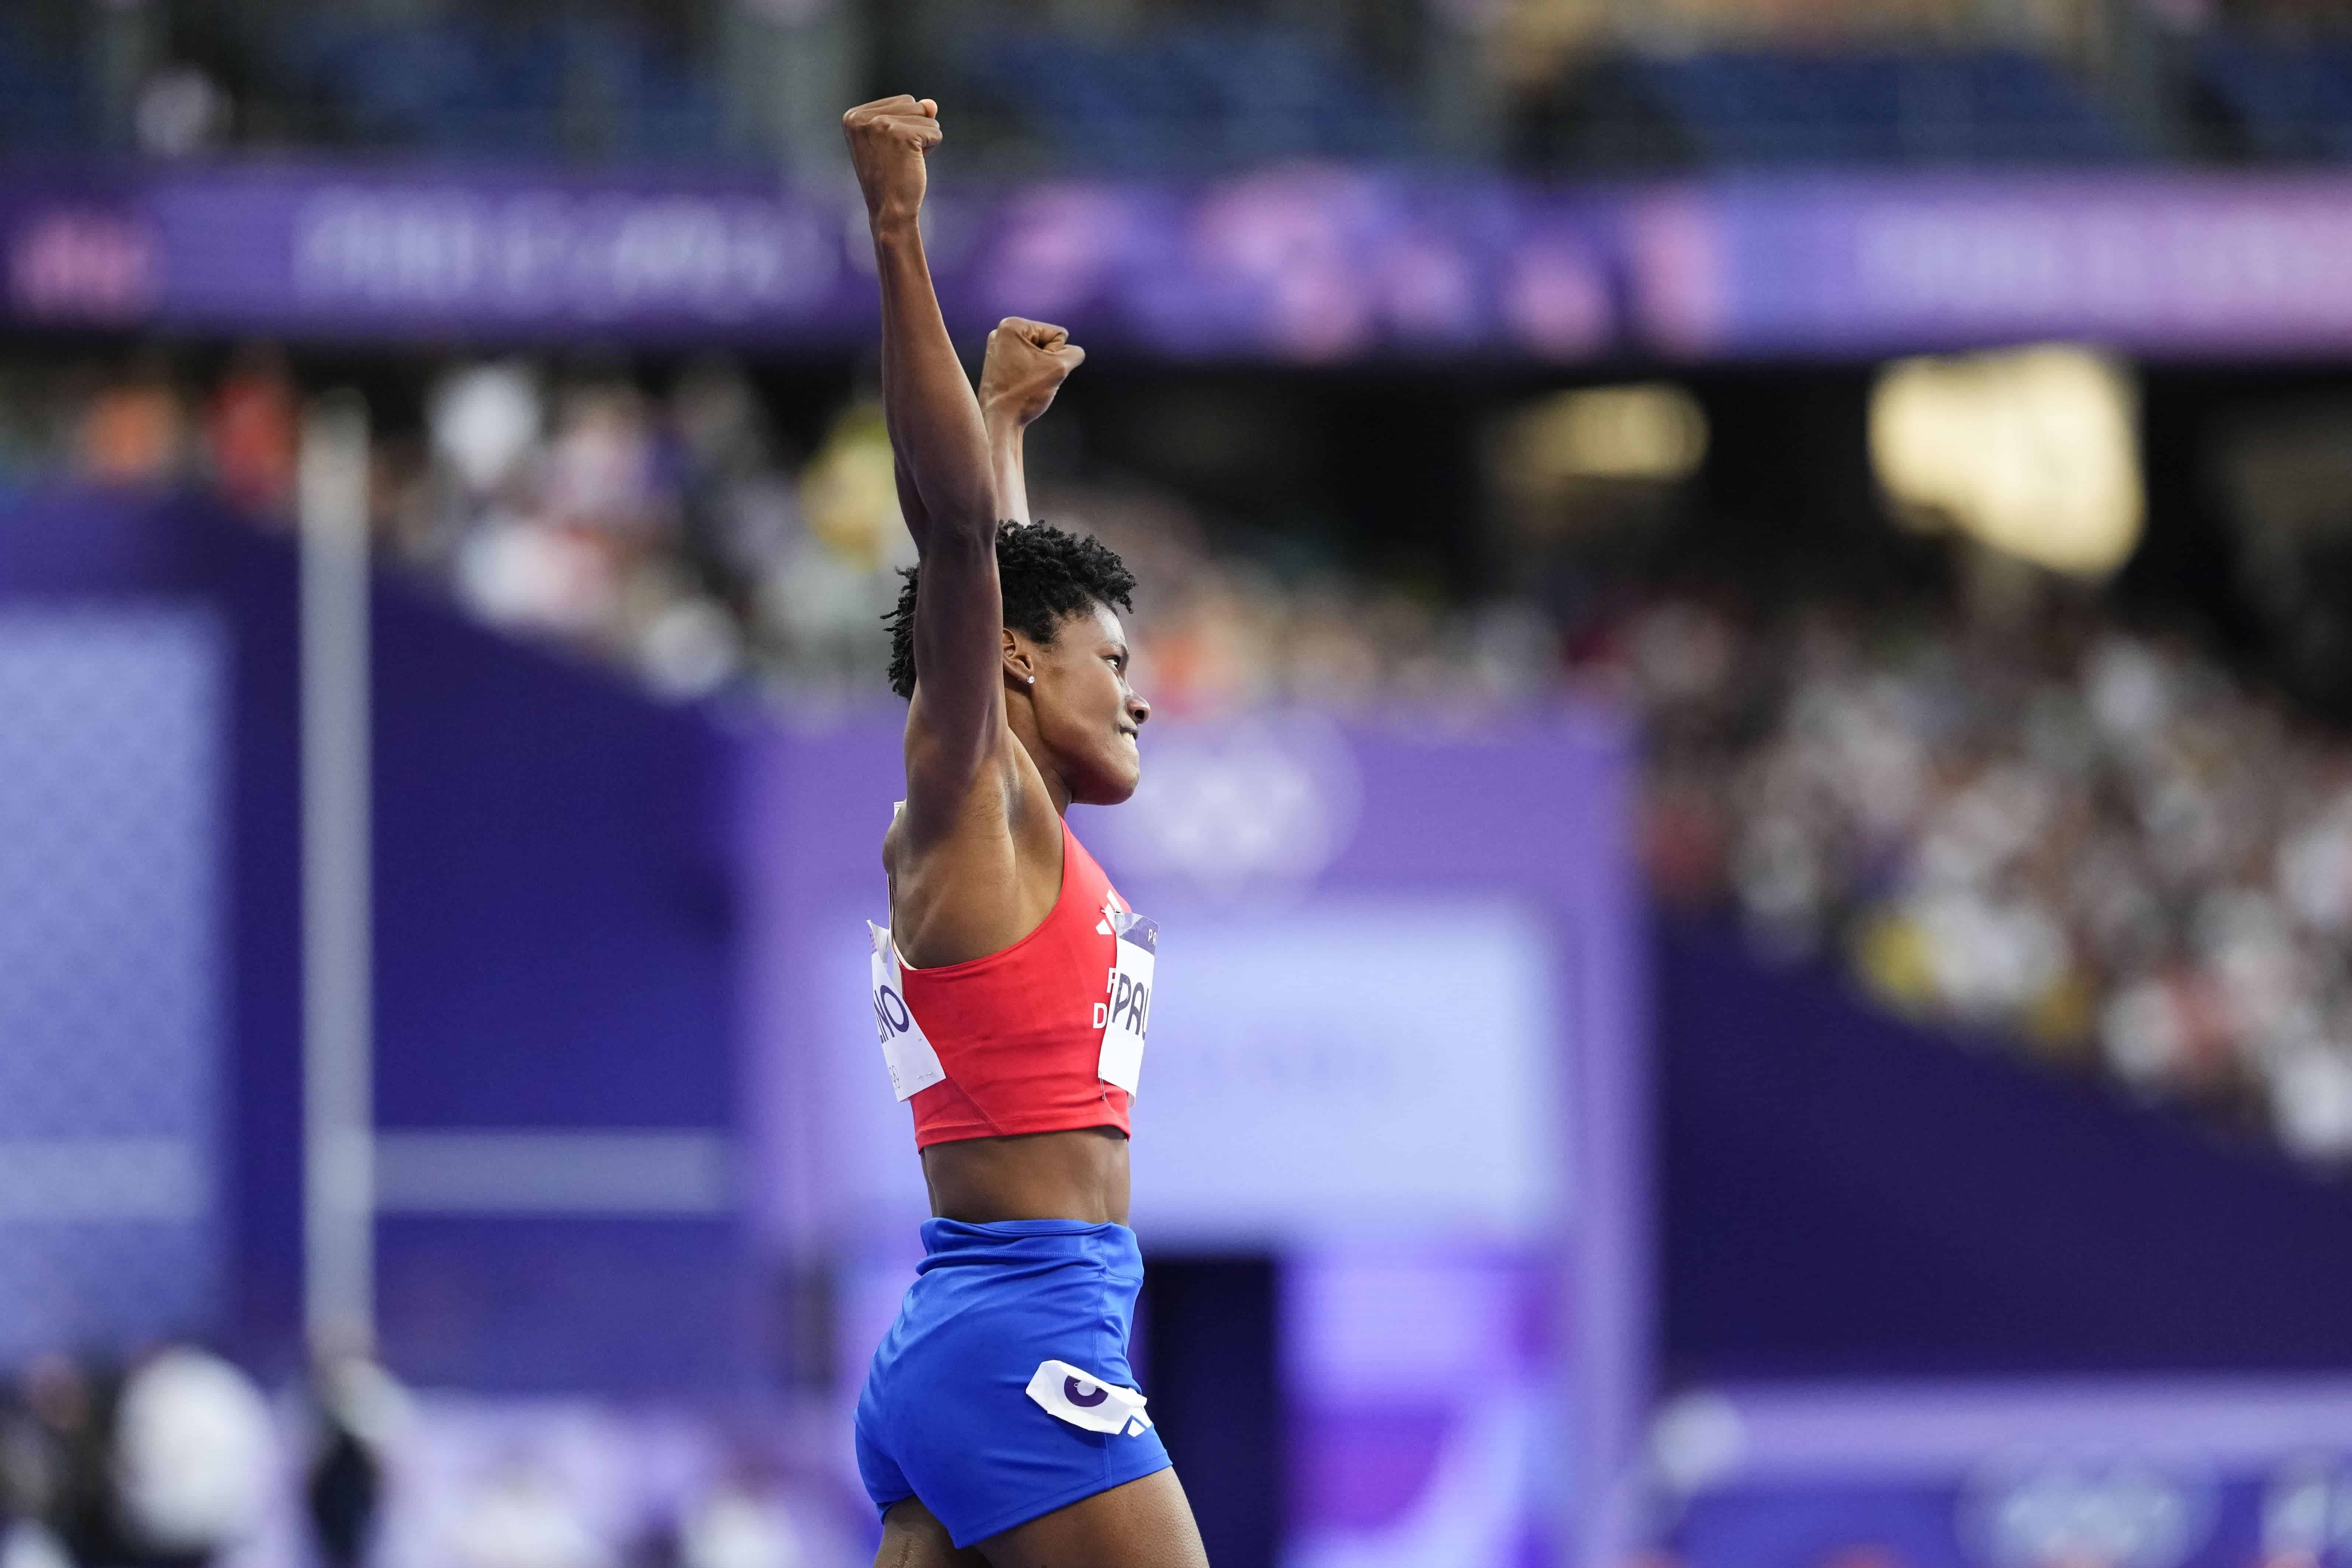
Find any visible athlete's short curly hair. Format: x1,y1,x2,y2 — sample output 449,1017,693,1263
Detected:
886,522,1137,701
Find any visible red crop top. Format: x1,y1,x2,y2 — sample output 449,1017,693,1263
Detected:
876,818,1154,1150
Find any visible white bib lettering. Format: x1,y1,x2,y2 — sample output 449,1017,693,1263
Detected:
868,922,946,1102
1094,911,1156,1097
1026,1359,1154,1436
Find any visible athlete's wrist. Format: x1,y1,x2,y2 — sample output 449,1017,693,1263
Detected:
868,205,923,243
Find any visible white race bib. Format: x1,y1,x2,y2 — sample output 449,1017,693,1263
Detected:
1026,1358,1153,1436
868,922,946,1102
1095,911,1156,1097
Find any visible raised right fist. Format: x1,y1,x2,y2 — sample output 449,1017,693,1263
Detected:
842,95,943,227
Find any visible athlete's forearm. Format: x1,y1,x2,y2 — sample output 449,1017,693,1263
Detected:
973,316,1082,530
872,215,995,549
985,407,1030,526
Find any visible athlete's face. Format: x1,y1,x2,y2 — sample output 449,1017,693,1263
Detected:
1026,602,1149,805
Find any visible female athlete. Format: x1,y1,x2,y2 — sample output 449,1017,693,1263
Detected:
840,95,1213,1568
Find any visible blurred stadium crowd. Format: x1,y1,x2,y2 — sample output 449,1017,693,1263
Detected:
17,0,2352,172
1620,594,2352,1166
4,351,1552,713
20,347,2352,1178
0,1343,831,1568
0,1345,342,1568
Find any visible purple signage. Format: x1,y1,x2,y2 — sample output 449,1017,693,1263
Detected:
941,169,1616,361
0,162,1619,358
11,159,2349,360
148,165,860,342
0,606,226,1360
1284,1250,1563,1568
1629,173,2352,359
1664,1378,2352,1568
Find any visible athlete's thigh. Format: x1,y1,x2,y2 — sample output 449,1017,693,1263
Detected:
978,1468,1209,1568
876,1498,990,1568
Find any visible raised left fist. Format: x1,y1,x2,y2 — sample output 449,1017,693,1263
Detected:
980,317,1087,429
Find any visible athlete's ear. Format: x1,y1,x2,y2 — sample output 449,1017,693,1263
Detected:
1003,629,1037,692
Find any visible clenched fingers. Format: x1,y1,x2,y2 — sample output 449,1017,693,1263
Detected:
842,94,938,124
842,96,944,149
996,316,1068,351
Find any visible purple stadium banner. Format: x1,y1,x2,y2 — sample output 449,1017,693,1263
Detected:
0,164,870,342
1664,1378,2352,1568
12,161,2352,359
1629,173,2352,359
0,162,1616,359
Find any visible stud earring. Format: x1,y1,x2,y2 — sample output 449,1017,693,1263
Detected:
1026,675,1036,686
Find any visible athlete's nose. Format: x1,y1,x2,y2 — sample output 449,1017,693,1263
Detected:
1127,689,1150,728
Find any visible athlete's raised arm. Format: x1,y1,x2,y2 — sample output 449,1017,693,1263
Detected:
843,96,1004,824
979,317,1085,527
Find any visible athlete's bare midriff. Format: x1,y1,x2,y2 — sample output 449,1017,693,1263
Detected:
921,1126,1131,1225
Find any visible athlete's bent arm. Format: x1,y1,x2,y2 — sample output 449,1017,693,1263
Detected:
979,317,1084,527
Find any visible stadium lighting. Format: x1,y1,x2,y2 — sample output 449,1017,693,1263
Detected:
1508,382,1710,486
1869,345,2144,579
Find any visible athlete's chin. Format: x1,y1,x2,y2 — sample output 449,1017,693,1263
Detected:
1072,756,1142,806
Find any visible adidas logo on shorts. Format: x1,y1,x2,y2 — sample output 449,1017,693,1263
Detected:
1026,1359,1153,1437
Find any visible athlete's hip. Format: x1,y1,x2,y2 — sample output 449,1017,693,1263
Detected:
873,1217,1142,1364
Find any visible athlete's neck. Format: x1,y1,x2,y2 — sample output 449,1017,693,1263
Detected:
1007,707,1074,814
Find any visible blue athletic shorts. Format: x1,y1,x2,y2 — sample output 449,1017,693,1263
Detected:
854,1218,1173,1547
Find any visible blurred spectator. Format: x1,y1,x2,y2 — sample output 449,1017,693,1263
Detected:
76,373,183,488
540,382,671,541
111,1347,273,1561
19,1353,127,1566
431,362,543,503
305,1355,406,1568
204,345,297,519
0,1524,69,1568
446,1465,613,1568
0,1347,270,1568
753,401,905,693
133,65,227,159
675,1482,806,1568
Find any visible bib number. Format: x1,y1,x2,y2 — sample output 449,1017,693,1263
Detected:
1095,912,1156,1096
869,923,946,1102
